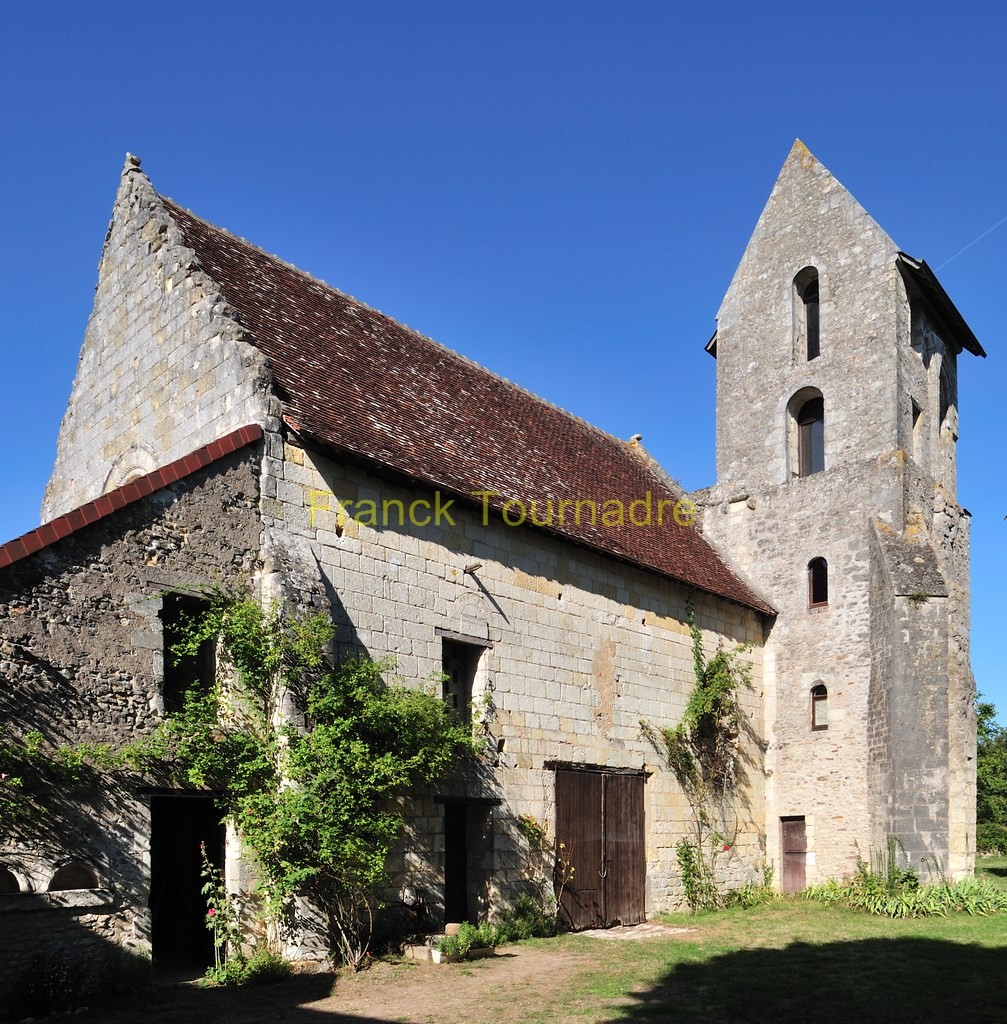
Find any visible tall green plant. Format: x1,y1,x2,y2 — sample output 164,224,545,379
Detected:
145,598,476,968
646,611,751,912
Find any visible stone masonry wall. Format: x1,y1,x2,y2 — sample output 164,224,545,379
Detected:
258,431,768,917
42,157,276,522
713,141,901,494
0,447,262,1006
700,458,900,883
700,141,976,884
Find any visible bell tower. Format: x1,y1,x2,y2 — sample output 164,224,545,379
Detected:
698,141,984,885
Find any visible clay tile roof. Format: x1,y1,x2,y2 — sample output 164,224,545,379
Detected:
162,198,772,615
0,426,263,572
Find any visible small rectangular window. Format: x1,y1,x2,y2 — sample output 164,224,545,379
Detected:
442,638,482,726
160,595,215,713
811,685,829,730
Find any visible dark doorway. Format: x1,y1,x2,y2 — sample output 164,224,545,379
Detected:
150,794,225,976
554,768,646,930
781,816,807,893
442,802,492,924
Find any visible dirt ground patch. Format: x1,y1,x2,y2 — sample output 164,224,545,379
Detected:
75,943,608,1024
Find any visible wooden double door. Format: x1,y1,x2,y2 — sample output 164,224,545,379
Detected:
554,768,646,930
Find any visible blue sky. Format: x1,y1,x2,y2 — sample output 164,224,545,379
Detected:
1,2,1005,717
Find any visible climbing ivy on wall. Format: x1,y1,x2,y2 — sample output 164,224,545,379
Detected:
643,610,752,912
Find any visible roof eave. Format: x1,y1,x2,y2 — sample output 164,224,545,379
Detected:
896,253,987,358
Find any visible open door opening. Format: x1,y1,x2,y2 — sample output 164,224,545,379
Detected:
442,801,493,925
150,794,225,978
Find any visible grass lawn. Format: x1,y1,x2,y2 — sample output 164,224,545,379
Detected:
517,857,1007,1024
76,859,1007,1024
976,853,1007,891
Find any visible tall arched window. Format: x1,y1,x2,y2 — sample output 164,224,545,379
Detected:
794,267,820,361
787,388,826,480
797,396,825,476
808,557,828,607
811,684,829,730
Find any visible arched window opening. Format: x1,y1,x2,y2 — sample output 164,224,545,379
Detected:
0,867,20,893
811,684,829,730
798,397,825,476
794,267,820,361
48,863,99,892
808,557,828,607
803,279,820,359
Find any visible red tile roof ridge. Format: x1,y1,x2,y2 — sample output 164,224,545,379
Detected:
0,425,263,573
157,195,640,453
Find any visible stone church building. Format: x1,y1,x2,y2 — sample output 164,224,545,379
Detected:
0,142,981,988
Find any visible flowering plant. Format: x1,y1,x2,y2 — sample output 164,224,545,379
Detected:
200,842,241,980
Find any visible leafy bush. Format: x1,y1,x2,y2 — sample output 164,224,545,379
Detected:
203,945,291,986
496,892,559,940
977,822,1007,855
798,837,1007,918
436,920,501,956
148,598,476,970
726,881,779,909
803,874,1007,918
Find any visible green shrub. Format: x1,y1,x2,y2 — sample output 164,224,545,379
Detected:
495,892,558,941
436,933,462,956
726,881,779,909
203,945,291,986
978,822,1007,855
241,946,292,984
803,874,1007,918
437,920,502,957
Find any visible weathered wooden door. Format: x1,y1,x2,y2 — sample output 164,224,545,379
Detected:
555,768,645,929
781,816,807,893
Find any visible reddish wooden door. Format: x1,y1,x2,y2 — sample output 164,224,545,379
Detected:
555,769,645,929
781,816,807,893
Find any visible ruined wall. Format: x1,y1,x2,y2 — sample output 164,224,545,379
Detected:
258,431,767,918
42,157,276,521
0,447,262,1006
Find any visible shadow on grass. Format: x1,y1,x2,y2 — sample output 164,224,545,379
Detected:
602,937,1007,1023
982,865,1007,877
